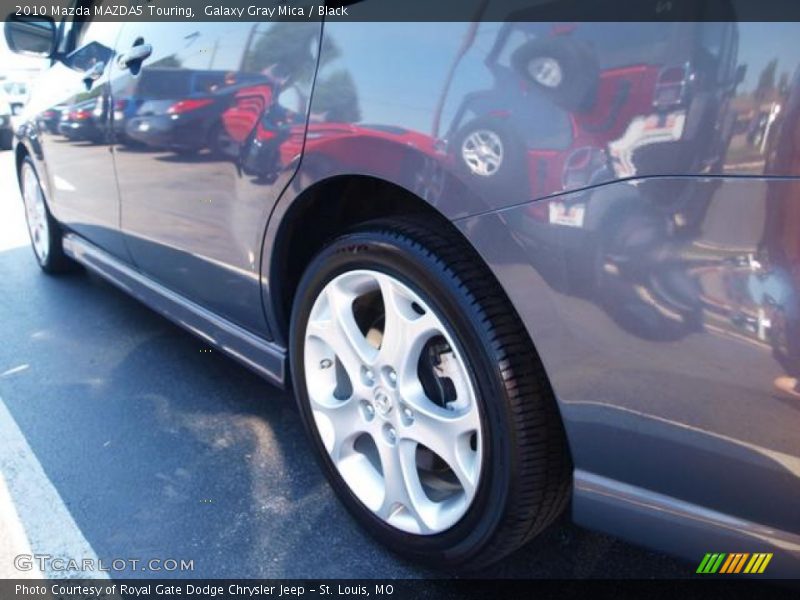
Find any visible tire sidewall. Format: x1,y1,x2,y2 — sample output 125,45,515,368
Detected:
20,157,52,269
289,228,518,565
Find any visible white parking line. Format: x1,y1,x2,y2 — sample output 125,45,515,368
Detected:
0,473,42,579
0,397,108,579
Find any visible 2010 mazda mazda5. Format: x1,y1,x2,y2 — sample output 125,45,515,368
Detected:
6,5,800,575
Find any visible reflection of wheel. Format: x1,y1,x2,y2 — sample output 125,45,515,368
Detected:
511,37,598,112
19,157,74,273
452,118,526,195
460,128,504,177
289,218,571,569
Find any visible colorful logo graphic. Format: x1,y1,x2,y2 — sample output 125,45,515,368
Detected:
696,552,773,574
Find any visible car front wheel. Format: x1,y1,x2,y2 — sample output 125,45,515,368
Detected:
19,156,74,274
289,217,571,570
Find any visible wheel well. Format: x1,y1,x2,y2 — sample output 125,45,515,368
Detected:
271,175,461,344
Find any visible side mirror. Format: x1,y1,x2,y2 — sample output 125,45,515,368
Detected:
4,15,57,58
64,41,113,73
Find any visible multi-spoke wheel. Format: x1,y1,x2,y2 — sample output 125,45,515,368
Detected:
290,218,571,570
19,156,73,273
461,129,503,177
451,117,526,200
304,269,482,535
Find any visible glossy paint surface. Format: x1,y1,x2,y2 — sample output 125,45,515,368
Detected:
23,20,321,335
15,16,800,570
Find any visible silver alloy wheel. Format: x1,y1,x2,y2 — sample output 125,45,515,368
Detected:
528,56,563,89
304,270,483,535
22,162,50,264
461,129,503,177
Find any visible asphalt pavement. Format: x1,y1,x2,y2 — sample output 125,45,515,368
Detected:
0,149,691,579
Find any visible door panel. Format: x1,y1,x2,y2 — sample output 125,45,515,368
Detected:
31,20,127,259
110,20,321,337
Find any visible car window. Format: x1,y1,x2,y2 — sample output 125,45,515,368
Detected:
193,72,229,94
137,70,193,98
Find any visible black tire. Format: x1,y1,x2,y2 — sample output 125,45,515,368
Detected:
19,156,75,274
289,217,571,570
511,37,599,112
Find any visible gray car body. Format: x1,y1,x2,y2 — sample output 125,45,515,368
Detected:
12,13,800,575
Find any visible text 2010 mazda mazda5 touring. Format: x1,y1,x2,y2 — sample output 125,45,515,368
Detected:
6,10,800,575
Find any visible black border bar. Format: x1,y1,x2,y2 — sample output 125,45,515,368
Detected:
2,579,798,600
4,0,800,22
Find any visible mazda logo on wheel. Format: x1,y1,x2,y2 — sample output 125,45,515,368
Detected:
373,388,393,416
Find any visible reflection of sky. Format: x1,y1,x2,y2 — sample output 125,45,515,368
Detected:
322,21,800,135
321,22,498,134
6,20,800,128
737,22,800,89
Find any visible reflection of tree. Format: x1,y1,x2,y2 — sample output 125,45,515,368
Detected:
778,71,790,96
242,23,331,85
313,70,361,122
241,23,360,123
755,58,778,101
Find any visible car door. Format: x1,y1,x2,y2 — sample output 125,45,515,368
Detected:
110,19,322,337
32,18,128,260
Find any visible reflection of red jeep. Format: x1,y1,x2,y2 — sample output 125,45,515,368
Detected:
300,123,440,171
447,22,742,202
221,84,274,143
225,86,442,183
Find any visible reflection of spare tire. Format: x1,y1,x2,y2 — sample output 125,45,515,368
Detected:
451,117,526,199
511,37,599,112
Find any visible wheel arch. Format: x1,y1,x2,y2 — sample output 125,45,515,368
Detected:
263,174,457,347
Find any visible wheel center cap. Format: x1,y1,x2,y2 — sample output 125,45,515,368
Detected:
373,387,393,416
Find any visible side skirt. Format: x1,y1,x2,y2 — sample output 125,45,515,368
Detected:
62,233,286,387
573,469,800,577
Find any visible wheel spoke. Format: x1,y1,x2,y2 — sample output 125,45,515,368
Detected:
306,283,377,382
376,439,433,533
375,273,438,385
310,395,369,461
401,395,480,497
